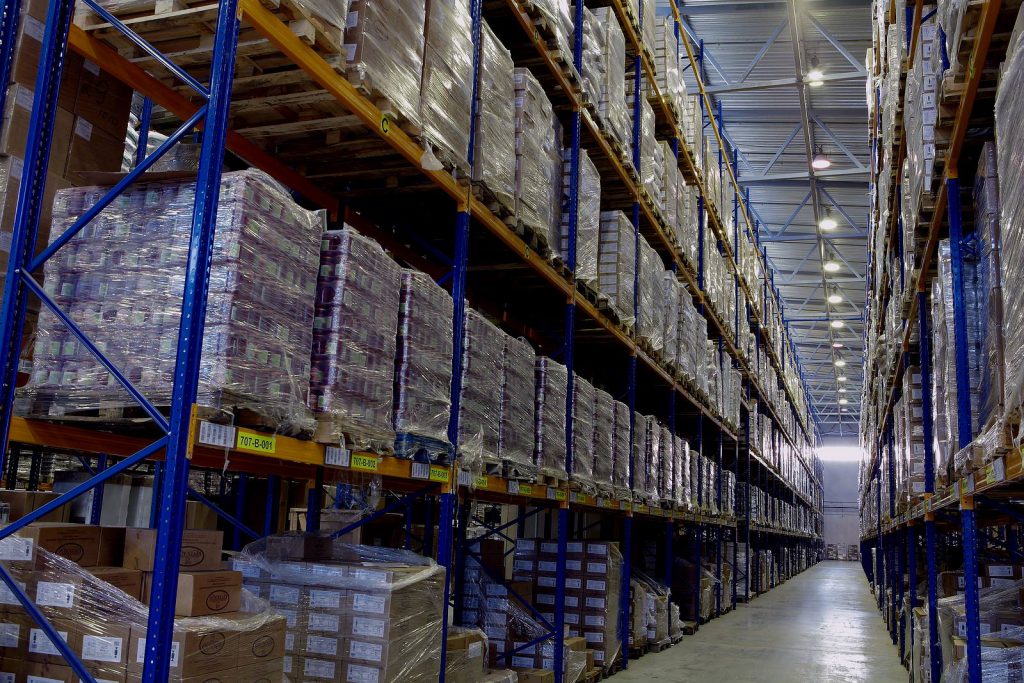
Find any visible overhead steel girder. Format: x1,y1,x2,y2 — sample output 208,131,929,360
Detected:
740,168,869,183
706,70,864,94
760,230,865,243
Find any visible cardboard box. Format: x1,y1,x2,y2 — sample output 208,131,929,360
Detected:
515,668,555,683
232,614,286,663
18,523,101,566
0,610,29,655
123,529,223,572
73,59,132,138
175,571,242,617
27,617,79,664
64,116,127,179
0,85,74,171
88,566,143,601
127,625,238,678
8,16,81,112
236,658,284,683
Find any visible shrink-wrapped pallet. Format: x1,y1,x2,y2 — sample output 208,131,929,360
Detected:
311,229,402,447
420,0,473,173
638,235,664,353
572,373,596,489
675,435,690,510
394,270,454,460
632,412,648,499
535,357,568,480
643,417,661,504
660,424,673,504
591,7,631,159
26,170,321,434
500,335,537,477
594,388,615,494
344,0,426,129
663,274,680,369
240,535,444,683
460,309,504,465
598,210,637,326
580,7,604,109
560,147,601,290
473,23,516,214
626,87,662,211
975,142,1003,431
612,400,632,498
514,68,563,254
662,140,680,234
689,449,700,509
1000,21,1024,419
653,17,686,118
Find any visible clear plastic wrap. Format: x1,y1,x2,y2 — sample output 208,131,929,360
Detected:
514,68,563,255
420,0,473,173
653,17,686,119
561,148,601,291
662,274,680,369
344,0,425,128
535,356,569,480
311,228,402,448
445,626,488,683
500,334,538,477
239,533,443,682
0,543,286,683
579,7,604,110
571,373,596,489
473,22,517,214
460,309,504,465
937,578,1024,683
593,388,615,495
995,38,1024,422
661,140,680,238
598,211,637,326
26,170,321,434
612,400,632,498
394,270,454,459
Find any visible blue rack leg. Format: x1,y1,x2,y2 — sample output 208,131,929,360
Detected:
552,506,569,683
962,500,982,682
619,514,633,668
140,0,239,675
89,454,108,525
436,492,457,683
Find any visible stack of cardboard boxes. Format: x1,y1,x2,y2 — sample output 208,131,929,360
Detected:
0,522,285,682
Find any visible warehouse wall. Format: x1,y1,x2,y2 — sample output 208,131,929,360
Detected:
823,459,860,554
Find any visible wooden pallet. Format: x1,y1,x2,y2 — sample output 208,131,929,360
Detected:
312,418,395,454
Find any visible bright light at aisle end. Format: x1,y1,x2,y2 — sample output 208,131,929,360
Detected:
817,446,863,462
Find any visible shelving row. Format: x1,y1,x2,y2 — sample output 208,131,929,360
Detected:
0,0,824,681
860,0,1024,681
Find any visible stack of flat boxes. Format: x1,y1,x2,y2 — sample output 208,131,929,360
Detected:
238,545,443,683
598,211,637,327
511,540,620,670
902,367,926,500
0,524,285,683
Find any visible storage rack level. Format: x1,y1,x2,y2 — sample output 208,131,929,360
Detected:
0,0,823,681
859,1,1020,682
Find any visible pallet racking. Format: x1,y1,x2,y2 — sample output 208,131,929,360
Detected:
0,0,824,681
859,0,1022,681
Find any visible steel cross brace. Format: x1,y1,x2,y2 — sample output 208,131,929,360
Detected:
330,484,438,539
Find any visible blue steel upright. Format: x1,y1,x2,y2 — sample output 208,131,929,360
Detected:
142,0,240,678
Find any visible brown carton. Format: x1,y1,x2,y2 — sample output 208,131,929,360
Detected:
233,614,286,663
73,59,133,138
0,85,74,170
515,668,555,683
87,566,143,601
175,571,242,617
123,529,223,572
64,117,127,179
0,610,29,656
18,523,101,566
127,623,238,678
236,658,284,683
26,616,80,664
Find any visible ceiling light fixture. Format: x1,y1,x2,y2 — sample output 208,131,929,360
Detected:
831,320,844,329
835,359,847,367
839,398,849,405
838,388,847,393
837,376,848,382
812,145,832,170
806,55,824,87
819,209,838,231
832,342,844,348
824,260,841,273
827,293,842,304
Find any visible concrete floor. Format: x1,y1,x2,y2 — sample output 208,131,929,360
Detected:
611,561,906,683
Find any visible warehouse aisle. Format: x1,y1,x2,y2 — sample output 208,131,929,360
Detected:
611,562,904,683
